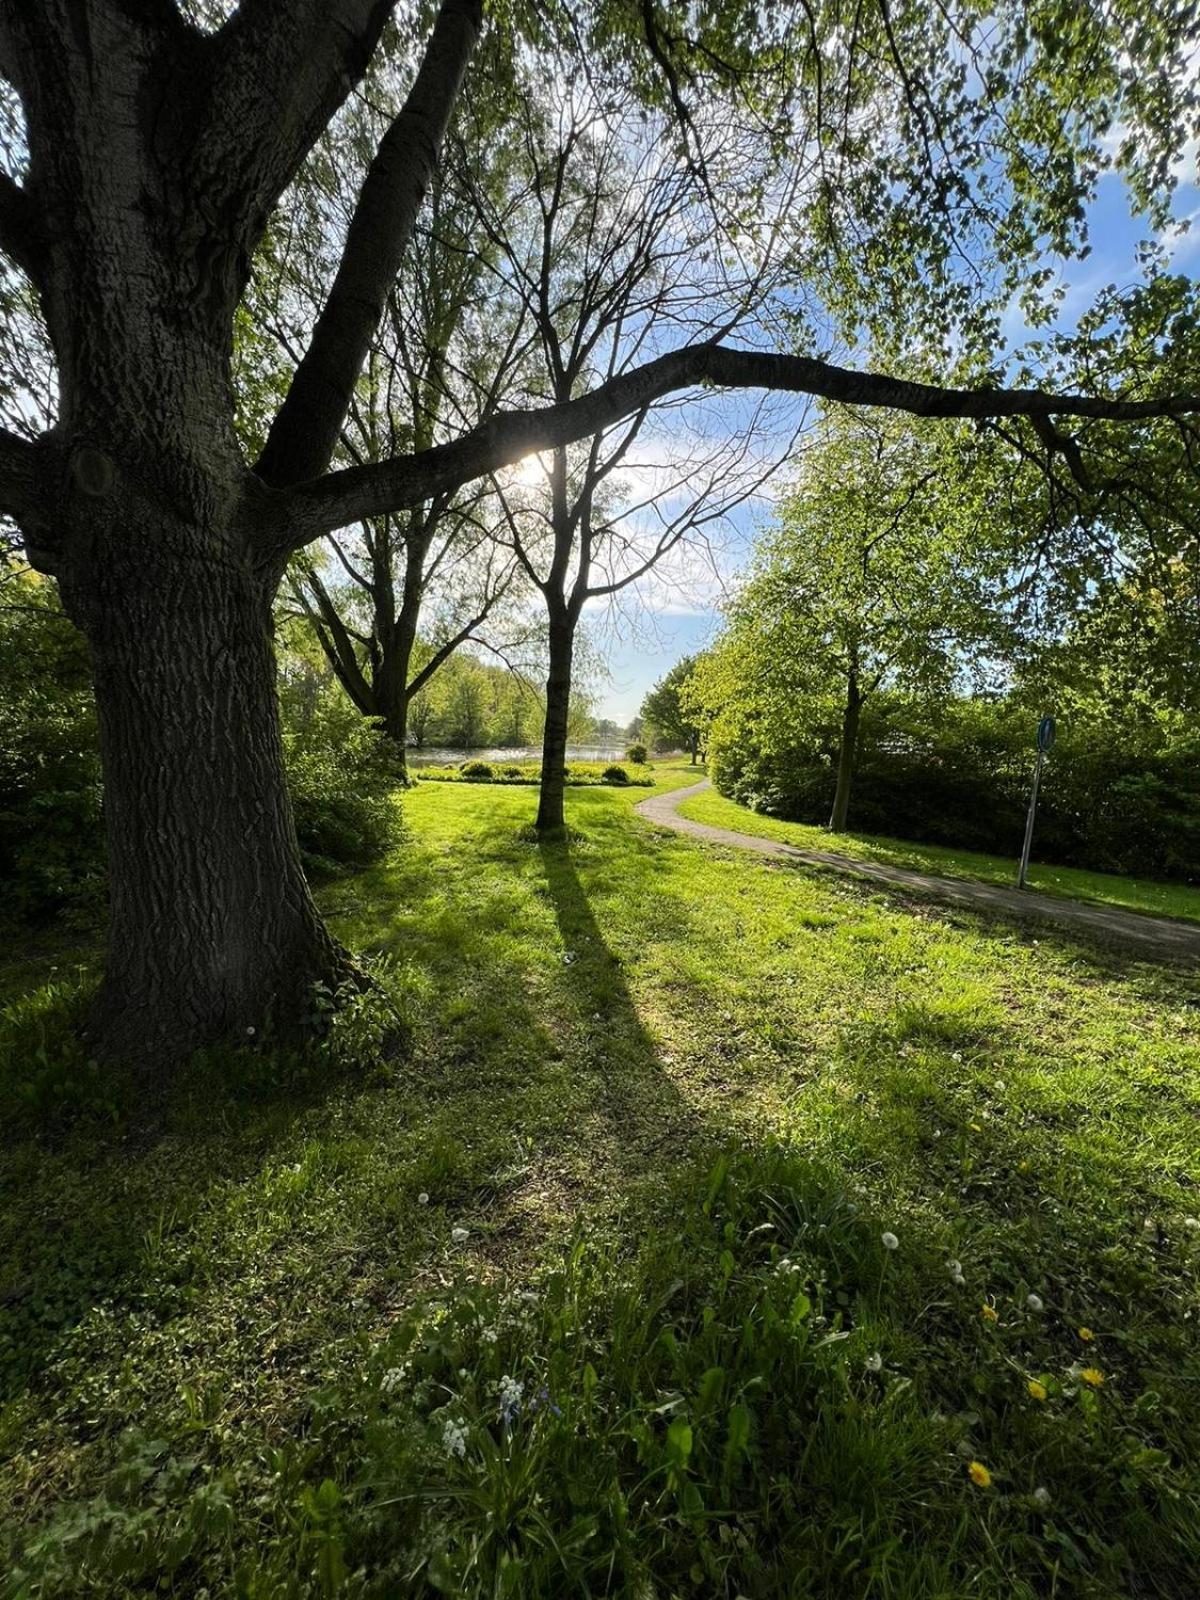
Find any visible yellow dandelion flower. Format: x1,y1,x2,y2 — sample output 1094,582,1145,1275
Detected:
1027,1379,1048,1401
1018,1159,1031,1173
1078,1327,1095,1341
981,1304,998,1322
968,1461,992,1487
1080,1367,1104,1388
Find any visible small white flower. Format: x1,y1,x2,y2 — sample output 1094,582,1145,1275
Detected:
380,1367,406,1394
1026,1293,1045,1313
562,952,576,965
498,1374,523,1417
881,1231,899,1251
481,1327,498,1344
865,1352,883,1373
1033,1486,1052,1509
1184,1217,1200,1232
451,1227,469,1243
442,1417,468,1457
417,1192,430,1206
947,1258,965,1285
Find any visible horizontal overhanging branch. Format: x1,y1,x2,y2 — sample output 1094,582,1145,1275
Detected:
259,342,1200,551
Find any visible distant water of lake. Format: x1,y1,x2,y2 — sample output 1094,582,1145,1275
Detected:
408,745,629,767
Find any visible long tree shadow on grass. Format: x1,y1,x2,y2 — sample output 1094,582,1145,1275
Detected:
0,806,694,1412
535,832,705,1177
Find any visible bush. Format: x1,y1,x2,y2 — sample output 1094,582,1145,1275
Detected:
626,744,648,764
278,659,402,875
0,585,105,923
460,760,494,780
501,764,524,777
711,693,1200,882
602,764,630,785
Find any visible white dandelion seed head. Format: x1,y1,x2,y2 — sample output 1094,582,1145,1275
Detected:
881,1231,899,1251
865,1351,883,1373
1033,1486,1051,1509
417,1192,430,1206
1026,1293,1045,1313
451,1227,470,1243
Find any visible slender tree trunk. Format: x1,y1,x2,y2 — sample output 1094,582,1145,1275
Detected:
377,629,416,784
536,615,574,833
828,670,862,833
64,518,349,1068
689,733,698,764
373,531,425,784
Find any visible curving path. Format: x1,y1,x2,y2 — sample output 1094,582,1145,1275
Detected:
636,779,1200,964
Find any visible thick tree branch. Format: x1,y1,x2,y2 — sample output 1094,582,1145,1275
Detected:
200,0,395,256
269,344,1200,552
0,172,47,284
255,0,482,487
290,571,377,713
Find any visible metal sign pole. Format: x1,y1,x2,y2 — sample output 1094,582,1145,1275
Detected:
1018,715,1055,889
1017,747,1044,889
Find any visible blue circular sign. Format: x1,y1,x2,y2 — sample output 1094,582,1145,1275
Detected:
1037,715,1056,753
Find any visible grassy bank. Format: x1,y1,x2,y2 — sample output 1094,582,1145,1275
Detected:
2,763,1199,1596
678,781,1200,926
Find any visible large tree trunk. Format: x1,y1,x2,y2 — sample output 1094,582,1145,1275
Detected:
64,520,349,1068
536,616,574,833
828,670,862,833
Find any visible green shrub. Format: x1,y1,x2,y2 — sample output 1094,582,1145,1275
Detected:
602,764,630,785
460,760,495,781
626,744,648,764
0,584,105,923
712,693,1200,882
278,663,402,874
501,764,524,778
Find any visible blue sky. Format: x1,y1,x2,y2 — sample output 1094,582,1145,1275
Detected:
592,160,1200,727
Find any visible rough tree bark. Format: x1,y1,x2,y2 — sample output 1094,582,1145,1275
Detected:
0,0,481,1066
69,507,348,1062
828,665,862,833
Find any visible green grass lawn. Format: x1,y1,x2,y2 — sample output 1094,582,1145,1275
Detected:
678,781,1200,925
3,762,1200,1597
